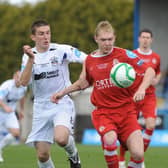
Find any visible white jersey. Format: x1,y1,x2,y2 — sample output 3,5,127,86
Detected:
0,79,27,113
21,43,87,102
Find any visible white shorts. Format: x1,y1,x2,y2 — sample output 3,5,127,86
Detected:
0,111,19,129
26,97,75,146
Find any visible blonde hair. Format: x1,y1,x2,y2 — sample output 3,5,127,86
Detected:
95,20,115,37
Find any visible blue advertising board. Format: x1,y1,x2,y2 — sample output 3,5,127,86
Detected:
82,129,168,147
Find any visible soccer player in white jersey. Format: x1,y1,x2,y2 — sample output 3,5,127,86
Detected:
20,20,87,168
0,71,27,162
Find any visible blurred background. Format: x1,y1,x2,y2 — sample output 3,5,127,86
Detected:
0,0,168,147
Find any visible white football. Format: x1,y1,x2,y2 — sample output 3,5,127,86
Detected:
110,63,136,88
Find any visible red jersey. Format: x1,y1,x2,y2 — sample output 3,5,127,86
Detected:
133,49,161,94
85,47,148,109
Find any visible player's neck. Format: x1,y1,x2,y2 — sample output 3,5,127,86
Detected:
35,46,49,53
138,47,152,55
93,48,113,57
140,46,151,52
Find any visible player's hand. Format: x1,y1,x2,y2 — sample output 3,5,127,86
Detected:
23,45,34,60
4,106,13,113
18,111,24,120
50,92,64,104
133,89,145,102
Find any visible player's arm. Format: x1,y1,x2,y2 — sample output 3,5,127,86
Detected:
17,96,25,120
0,99,13,113
51,61,89,103
133,67,155,102
151,72,162,86
20,45,34,86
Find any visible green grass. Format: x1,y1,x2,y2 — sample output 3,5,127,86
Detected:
0,144,168,168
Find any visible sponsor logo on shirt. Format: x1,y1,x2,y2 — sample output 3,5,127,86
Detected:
50,56,58,65
137,59,144,66
152,58,157,64
99,126,105,132
95,78,115,90
74,48,81,58
126,50,137,59
96,63,108,69
141,58,150,63
34,70,59,80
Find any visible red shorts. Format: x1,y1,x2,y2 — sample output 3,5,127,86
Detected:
135,93,157,118
91,107,141,147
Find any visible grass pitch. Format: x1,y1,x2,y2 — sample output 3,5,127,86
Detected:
1,144,168,168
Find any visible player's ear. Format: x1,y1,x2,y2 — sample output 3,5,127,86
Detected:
30,34,35,41
94,35,98,43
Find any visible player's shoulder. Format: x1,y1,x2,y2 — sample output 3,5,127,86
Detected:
0,79,14,89
50,43,72,51
152,51,161,59
132,49,138,54
114,47,138,59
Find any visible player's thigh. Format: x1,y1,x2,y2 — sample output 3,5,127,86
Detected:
53,100,75,135
6,112,19,129
54,125,70,144
126,130,144,156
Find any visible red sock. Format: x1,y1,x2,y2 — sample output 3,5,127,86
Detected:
104,154,119,168
143,129,154,151
128,157,144,168
119,145,126,161
101,136,119,167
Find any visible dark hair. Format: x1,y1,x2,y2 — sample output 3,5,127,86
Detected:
139,28,153,37
31,20,49,35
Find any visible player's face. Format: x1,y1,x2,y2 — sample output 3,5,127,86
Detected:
13,71,21,87
138,32,152,49
95,30,115,55
31,25,51,52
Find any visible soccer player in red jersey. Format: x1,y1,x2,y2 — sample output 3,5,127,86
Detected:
51,21,156,168
119,29,161,168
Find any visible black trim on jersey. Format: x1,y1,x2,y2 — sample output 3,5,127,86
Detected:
49,48,57,51
33,51,37,54
7,99,17,103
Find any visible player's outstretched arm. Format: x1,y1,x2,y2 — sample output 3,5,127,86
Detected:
51,62,89,103
133,67,155,102
20,45,34,86
151,72,162,86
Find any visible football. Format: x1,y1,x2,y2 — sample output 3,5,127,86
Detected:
110,63,136,88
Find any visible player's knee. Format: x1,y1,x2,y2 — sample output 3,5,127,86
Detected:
54,136,67,147
146,118,156,130
146,123,155,130
102,135,117,151
131,150,144,161
10,129,20,137
37,151,50,162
